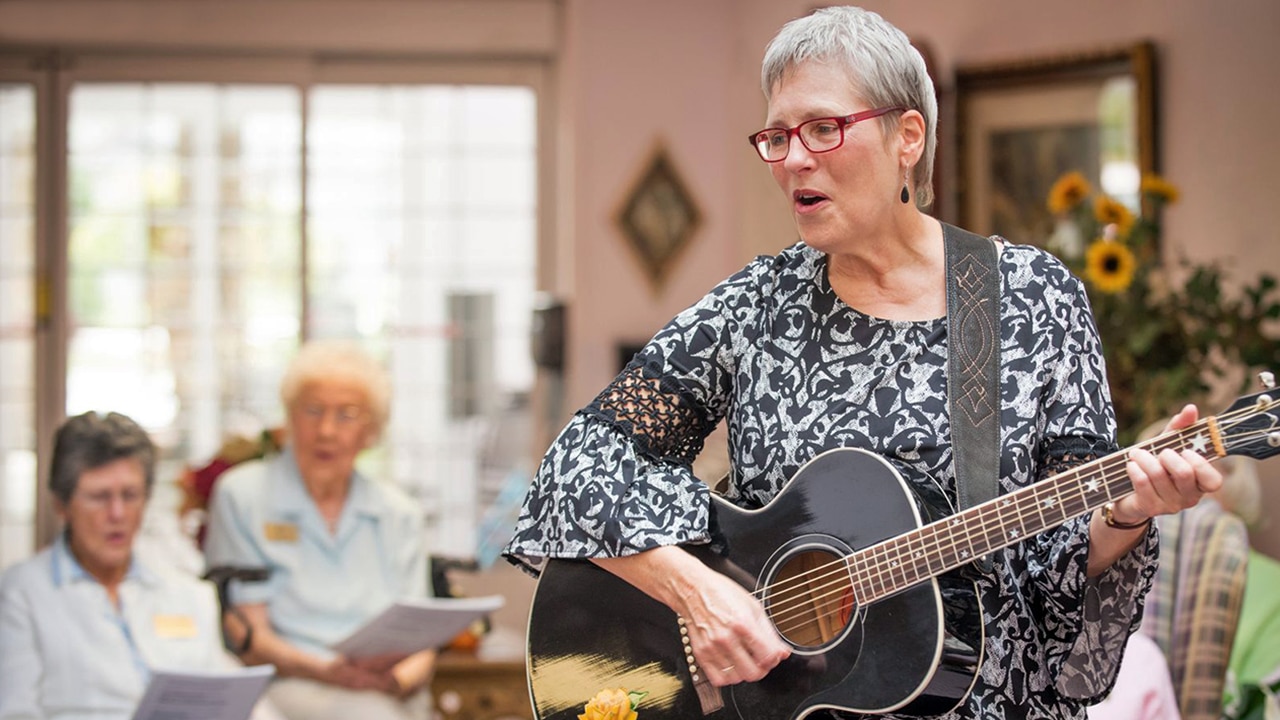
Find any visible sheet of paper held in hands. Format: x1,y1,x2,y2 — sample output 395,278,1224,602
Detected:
331,595,505,659
131,665,275,720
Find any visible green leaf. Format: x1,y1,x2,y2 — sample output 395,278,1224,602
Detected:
628,691,648,710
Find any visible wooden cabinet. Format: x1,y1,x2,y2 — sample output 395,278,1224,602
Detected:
432,648,533,720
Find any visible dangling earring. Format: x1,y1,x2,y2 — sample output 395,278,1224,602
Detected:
900,174,911,204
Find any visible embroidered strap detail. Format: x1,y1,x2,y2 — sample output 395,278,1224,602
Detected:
944,223,1001,513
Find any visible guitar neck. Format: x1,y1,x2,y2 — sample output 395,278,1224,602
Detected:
848,417,1225,604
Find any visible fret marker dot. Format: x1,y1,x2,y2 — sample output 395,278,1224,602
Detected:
1190,433,1209,454
1086,480,1100,492
1044,498,1056,508
1009,529,1020,539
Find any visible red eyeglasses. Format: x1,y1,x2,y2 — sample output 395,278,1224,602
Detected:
748,106,906,162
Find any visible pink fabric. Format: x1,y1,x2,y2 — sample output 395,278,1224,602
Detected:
1088,632,1182,720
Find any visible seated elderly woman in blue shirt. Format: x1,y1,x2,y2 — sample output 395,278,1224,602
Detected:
203,340,434,720
0,411,231,720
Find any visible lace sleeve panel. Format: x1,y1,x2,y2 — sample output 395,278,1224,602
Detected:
581,252,782,463
1037,435,1117,482
582,359,718,466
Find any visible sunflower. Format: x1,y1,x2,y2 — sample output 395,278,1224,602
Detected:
1092,196,1136,237
1140,173,1180,204
1084,239,1136,294
1047,171,1092,214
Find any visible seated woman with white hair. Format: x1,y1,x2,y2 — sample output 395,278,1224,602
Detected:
0,412,234,719
203,340,435,720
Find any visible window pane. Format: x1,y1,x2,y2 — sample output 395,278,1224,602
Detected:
308,84,537,556
61,79,538,564
67,83,302,485
0,83,37,569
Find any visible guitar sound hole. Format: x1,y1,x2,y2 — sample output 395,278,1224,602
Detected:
767,548,855,650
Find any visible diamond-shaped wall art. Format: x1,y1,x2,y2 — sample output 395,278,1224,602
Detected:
616,146,701,290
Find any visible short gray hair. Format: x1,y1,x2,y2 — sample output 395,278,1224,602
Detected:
49,411,155,504
761,6,937,207
279,339,391,442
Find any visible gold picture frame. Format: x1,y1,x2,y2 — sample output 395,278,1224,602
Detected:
616,145,702,289
955,42,1158,247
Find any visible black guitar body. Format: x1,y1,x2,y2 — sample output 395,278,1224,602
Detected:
527,448,984,720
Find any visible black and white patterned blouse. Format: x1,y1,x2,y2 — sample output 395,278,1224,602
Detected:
506,240,1157,719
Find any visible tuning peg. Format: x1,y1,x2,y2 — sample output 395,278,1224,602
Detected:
1261,371,1277,390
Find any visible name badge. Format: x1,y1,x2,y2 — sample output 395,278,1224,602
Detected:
153,614,198,639
264,522,299,543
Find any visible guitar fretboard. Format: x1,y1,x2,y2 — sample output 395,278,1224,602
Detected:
845,418,1223,605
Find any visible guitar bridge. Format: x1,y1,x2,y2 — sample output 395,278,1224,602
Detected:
693,674,724,715
677,615,725,714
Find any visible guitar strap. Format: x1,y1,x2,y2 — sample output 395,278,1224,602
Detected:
943,222,1001,570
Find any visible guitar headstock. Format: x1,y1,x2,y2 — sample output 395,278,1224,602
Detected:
1215,372,1280,461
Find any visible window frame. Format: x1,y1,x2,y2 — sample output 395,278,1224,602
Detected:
1,48,557,553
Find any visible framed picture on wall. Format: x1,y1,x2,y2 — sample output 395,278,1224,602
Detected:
954,42,1158,247
616,145,702,290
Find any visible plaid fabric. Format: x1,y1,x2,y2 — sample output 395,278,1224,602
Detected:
1141,501,1251,720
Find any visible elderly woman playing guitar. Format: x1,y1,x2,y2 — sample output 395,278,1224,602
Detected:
507,7,1229,720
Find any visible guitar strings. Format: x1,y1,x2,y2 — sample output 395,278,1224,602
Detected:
758,441,1161,624
767,406,1278,638
763,436,1168,635
765,429,1188,635
756,400,1278,639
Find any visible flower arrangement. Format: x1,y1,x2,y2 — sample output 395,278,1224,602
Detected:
1045,171,1280,444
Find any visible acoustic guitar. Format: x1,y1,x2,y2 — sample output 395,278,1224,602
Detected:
525,380,1280,720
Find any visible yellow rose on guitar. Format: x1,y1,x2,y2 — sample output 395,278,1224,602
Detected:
578,688,647,720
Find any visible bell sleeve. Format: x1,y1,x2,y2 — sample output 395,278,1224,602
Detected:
1022,273,1159,702
505,259,772,575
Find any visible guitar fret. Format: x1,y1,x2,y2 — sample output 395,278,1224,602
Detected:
955,515,974,564
921,525,943,576
902,531,921,588
1031,484,1052,534
868,544,887,598
842,556,863,605
981,504,1003,554
934,523,951,575
1030,486,1046,532
892,539,910,588
1001,498,1016,541
1052,481,1069,523
851,550,873,602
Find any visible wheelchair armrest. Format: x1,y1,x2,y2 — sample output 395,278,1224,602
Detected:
202,565,271,656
